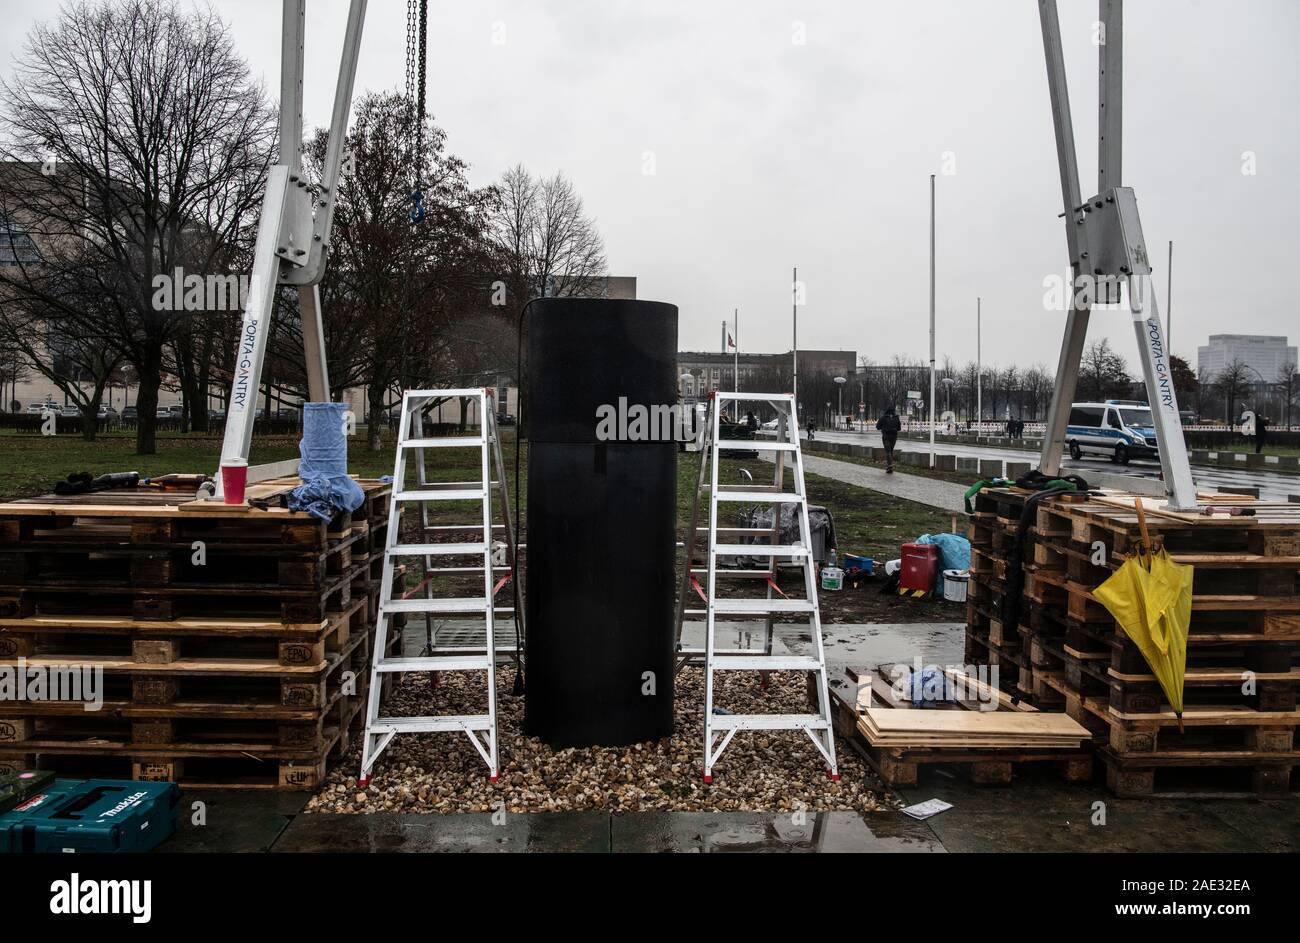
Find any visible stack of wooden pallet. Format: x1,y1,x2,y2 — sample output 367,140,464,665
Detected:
964,486,1062,699
0,477,394,790
968,486,1300,797
829,667,1091,786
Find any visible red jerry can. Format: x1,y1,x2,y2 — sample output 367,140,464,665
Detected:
899,543,940,594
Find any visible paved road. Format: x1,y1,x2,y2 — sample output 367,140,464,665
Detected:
802,429,1300,502
796,452,969,513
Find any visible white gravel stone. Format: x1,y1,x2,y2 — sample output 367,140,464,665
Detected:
306,667,899,815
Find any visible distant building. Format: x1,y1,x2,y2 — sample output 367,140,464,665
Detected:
676,349,857,402
1197,335,1297,383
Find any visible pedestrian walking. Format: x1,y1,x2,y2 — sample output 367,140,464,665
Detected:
876,405,902,473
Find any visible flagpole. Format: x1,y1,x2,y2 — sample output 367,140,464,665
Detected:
929,174,936,466
733,308,739,393
792,266,799,413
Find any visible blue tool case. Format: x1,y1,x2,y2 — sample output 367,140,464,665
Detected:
0,778,180,853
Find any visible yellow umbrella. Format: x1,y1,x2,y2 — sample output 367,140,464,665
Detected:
1091,502,1193,731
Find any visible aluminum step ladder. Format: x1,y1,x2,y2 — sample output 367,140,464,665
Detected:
359,389,520,785
674,391,838,783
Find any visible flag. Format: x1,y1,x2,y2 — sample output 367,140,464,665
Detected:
727,333,735,349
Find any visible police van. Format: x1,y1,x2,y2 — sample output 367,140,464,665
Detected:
1065,400,1158,464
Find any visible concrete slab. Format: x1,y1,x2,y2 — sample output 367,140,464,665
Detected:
158,791,308,853
919,800,1266,853
1200,800,1300,853
610,811,943,852
271,811,611,853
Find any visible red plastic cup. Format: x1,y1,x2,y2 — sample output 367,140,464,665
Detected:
221,458,249,505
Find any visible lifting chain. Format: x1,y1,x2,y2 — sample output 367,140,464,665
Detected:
405,0,429,224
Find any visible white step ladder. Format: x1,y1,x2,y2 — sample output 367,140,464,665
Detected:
359,389,520,785
674,391,838,784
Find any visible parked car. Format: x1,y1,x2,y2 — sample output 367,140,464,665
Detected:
25,402,55,415
97,406,119,420
156,407,173,419
121,406,138,421
1066,400,1158,465
496,412,517,427
60,405,80,419
209,408,226,420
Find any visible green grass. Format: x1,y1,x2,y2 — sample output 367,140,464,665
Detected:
0,431,954,550
0,432,395,500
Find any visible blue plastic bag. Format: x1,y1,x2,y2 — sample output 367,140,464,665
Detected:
916,533,971,573
288,403,365,522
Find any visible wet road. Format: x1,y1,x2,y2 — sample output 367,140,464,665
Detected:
803,428,1300,502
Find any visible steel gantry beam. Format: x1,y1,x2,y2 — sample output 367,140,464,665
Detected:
1036,0,1196,509
215,0,369,495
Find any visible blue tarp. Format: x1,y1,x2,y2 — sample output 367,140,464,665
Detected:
288,403,365,522
916,532,971,573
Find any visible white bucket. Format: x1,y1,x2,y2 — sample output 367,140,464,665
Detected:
941,569,968,603
820,566,844,591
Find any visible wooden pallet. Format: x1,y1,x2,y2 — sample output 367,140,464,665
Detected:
966,487,1300,796
828,681,1091,787
0,478,394,790
1037,670,1297,796
0,627,373,789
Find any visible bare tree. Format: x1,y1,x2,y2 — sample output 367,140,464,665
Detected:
0,253,124,438
0,0,276,454
0,345,31,412
1210,358,1253,425
306,92,496,450
1078,338,1131,403
489,164,607,308
1274,361,1297,431
1021,364,1054,421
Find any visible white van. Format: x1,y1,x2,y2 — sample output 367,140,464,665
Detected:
1065,400,1158,464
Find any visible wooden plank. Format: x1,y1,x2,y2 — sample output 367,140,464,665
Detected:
863,708,1088,737
0,655,326,675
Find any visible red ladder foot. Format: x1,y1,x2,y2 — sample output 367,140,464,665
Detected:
358,775,370,787
826,770,841,782
489,774,499,784
702,773,713,785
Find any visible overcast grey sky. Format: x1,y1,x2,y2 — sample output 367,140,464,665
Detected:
3,1,1296,373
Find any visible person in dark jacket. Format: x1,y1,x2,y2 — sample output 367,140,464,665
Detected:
1256,415,1269,454
876,406,902,473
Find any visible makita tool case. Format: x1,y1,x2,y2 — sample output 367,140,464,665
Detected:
0,778,180,853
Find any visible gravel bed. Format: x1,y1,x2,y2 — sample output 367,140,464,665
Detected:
307,667,899,814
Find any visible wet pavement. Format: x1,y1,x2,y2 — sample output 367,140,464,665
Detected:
152,623,1295,853
808,428,1300,502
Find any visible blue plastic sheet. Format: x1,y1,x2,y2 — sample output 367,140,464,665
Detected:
907,667,952,708
916,533,971,573
288,403,365,522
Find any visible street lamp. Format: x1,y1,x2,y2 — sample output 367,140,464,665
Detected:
1239,364,1268,423
679,372,693,401
941,376,956,421
834,376,846,430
